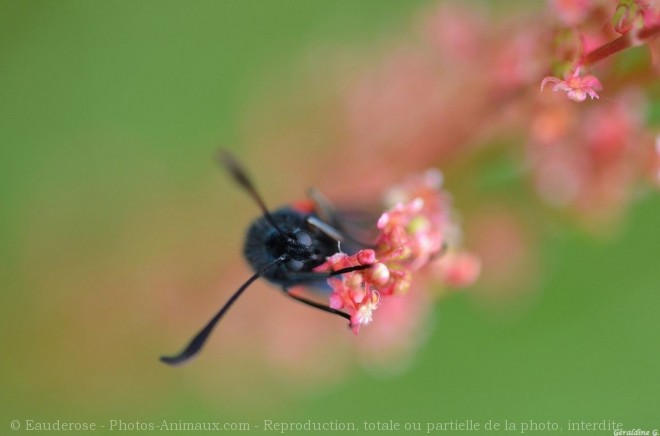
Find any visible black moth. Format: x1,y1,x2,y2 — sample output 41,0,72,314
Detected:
160,151,372,366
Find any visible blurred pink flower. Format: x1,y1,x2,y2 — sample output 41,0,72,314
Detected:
529,92,650,226
424,3,486,63
530,97,579,146
651,135,660,186
550,0,595,26
432,251,481,288
467,208,538,298
492,28,547,93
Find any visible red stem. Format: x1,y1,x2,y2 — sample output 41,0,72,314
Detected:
583,23,660,66
582,33,631,66
638,22,660,40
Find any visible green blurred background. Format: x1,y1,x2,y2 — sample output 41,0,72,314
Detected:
1,1,658,434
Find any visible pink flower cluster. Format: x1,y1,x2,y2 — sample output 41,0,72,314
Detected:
238,0,660,379
529,91,651,224
542,0,660,102
293,0,660,301
315,171,480,333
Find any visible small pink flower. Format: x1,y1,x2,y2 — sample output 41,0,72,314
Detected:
540,69,602,102
376,198,443,269
317,251,384,334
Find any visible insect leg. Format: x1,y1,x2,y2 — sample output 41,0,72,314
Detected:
282,264,373,284
281,287,350,321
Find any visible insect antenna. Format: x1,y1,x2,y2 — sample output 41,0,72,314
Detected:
160,256,285,366
217,150,286,235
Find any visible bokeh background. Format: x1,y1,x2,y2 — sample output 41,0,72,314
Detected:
2,1,658,434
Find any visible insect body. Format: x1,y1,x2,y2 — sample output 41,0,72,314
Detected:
244,207,337,286
160,151,370,366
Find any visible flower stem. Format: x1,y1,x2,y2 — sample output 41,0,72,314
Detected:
583,23,660,66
